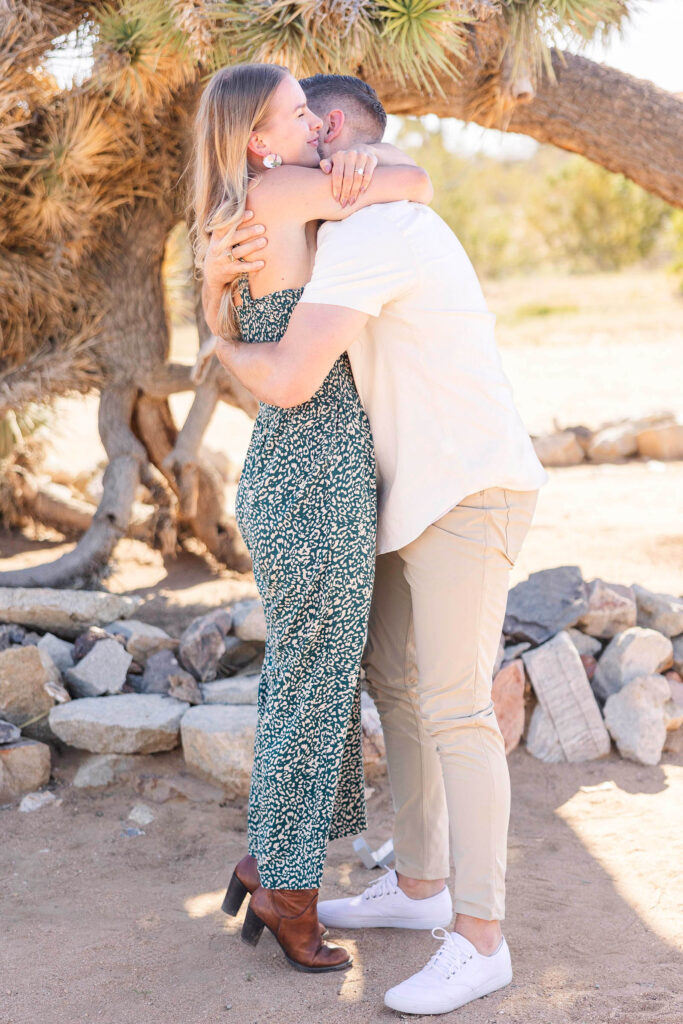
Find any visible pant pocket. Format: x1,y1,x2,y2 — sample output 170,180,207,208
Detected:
502,489,538,567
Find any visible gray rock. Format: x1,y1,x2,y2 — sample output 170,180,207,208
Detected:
525,705,566,763
178,609,232,682
49,694,189,754
200,674,260,705
218,636,262,675
502,641,531,664
0,624,24,652
37,633,75,673
128,802,155,826
65,639,132,698
137,649,184,694
0,719,21,744
672,634,683,675
493,636,505,676
167,672,203,705
231,599,267,643
592,627,673,703
504,566,589,644
19,790,59,812
632,584,683,638
565,628,602,658
603,674,670,765
577,580,637,639
0,739,51,803
181,704,257,797
105,619,177,664
532,431,585,467
20,631,42,646
664,677,683,731
72,753,141,788
72,626,124,662
0,646,69,727
522,631,611,762
0,587,141,639
361,691,386,773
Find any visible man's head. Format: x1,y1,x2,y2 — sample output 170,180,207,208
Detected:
299,74,387,158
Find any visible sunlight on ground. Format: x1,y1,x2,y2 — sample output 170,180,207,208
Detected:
555,767,683,948
183,888,224,919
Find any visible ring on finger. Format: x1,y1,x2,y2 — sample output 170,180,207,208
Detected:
355,166,365,176
228,248,236,262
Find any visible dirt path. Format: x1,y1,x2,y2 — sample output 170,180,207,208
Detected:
2,747,682,1024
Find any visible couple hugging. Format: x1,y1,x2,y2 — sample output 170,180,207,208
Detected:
192,63,547,1016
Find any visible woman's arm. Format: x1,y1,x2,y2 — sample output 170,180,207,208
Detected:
252,163,433,225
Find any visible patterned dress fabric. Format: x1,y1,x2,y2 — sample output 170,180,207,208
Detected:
234,277,377,889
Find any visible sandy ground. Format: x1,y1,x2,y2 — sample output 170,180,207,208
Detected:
2,748,682,1024
1,269,683,1023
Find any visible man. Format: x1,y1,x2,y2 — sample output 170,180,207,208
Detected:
203,74,548,1016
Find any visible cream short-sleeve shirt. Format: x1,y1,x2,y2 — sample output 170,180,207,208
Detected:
300,201,548,555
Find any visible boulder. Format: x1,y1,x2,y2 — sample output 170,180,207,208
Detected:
37,633,75,673
592,627,673,703
137,649,184,695
565,628,602,658
525,704,565,763
0,719,21,744
522,631,610,761
577,580,637,639
664,676,683,731
218,636,262,675
65,639,132,698
501,641,530,665
72,626,126,662
178,609,232,682
0,587,141,639
586,424,638,463
632,584,683,638
603,674,670,765
504,566,589,645
167,672,203,705
532,431,584,467
180,704,257,797
672,634,683,675
104,619,177,664
636,423,683,461
200,674,260,705
0,646,69,727
491,659,525,754
0,739,51,803
0,624,24,652
49,694,189,753
361,691,386,773
72,753,141,788
231,599,267,643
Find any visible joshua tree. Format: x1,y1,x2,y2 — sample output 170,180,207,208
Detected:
1,0,681,587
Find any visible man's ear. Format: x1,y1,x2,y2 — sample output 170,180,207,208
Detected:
323,108,346,144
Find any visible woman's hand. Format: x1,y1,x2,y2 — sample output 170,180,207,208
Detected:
319,144,379,207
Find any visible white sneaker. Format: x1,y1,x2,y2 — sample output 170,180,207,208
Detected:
384,927,513,1015
317,869,452,930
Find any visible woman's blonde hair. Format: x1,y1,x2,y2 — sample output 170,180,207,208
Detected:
190,63,289,339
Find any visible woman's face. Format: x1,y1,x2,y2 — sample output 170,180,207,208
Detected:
251,73,322,168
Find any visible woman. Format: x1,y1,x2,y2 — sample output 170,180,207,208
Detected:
191,63,431,973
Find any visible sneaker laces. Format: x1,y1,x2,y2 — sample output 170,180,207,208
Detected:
425,928,473,980
361,869,399,902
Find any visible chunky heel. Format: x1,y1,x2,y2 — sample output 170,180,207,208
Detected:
241,904,266,947
222,871,249,917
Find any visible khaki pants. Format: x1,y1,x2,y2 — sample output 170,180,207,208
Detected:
363,487,539,921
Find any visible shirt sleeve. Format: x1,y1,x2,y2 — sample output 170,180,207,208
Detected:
300,209,415,318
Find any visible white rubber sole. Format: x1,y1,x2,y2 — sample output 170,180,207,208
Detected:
318,913,453,931
384,969,513,1015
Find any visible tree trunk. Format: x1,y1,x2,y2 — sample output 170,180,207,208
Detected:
373,49,683,208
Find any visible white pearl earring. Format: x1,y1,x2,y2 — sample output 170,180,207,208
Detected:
263,153,283,169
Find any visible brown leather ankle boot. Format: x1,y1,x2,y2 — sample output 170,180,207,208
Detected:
242,886,352,973
222,855,260,916
222,856,329,938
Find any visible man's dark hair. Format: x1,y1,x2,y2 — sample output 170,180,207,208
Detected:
299,74,387,142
